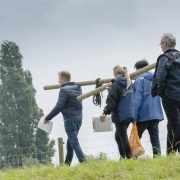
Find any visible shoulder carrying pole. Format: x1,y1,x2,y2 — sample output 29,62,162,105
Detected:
77,63,156,101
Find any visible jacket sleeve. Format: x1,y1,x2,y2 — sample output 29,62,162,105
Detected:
156,56,168,97
103,83,121,115
133,79,144,121
151,58,160,97
45,88,68,120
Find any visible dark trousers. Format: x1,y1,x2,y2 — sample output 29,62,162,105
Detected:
115,122,131,159
64,120,85,165
162,95,180,154
137,120,161,157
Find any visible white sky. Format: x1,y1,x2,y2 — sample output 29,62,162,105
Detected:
0,0,179,162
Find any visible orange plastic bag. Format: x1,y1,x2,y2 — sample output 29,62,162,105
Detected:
129,123,144,157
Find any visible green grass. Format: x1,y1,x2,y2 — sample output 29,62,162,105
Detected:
0,156,180,180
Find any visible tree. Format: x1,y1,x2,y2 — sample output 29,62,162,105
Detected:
0,41,54,167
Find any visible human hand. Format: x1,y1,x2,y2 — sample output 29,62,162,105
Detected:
100,113,106,122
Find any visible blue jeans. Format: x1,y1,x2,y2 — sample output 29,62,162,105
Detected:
64,120,85,165
137,120,161,156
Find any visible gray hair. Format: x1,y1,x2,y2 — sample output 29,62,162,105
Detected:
161,33,176,48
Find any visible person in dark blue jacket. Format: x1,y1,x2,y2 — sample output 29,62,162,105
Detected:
134,60,164,157
100,65,134,159
152,33,180,154
44,71,85,165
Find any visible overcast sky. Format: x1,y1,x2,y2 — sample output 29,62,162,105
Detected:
0,0,180,161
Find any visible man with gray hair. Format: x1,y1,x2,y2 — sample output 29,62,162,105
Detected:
152,33,180,155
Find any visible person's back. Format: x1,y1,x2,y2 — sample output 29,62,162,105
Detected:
156,49,180,101
45,82,82,121
115,77,134,124
44,71,85,165
61,82,82,120
152,33,180,155
134,72,163,122
107,76,134,124
100,65,133,159
133,59,163,157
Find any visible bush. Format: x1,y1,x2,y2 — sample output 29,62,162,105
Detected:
22,157,41,168
86,152,108,162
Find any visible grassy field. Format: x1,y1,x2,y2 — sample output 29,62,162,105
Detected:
0,156,180,180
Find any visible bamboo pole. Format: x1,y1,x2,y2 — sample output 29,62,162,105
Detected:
77,63,156,101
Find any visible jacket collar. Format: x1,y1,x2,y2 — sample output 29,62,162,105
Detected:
164,49,179,54
61,82,75,87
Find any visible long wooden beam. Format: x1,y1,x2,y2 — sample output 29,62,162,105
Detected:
77,63,156,101
43,78,113,90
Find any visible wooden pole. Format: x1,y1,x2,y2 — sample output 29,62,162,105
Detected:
44,84,61,90
43,78,113,90
77,63,156,101
78,82,113,102
43,63,156,91
58,137,64,166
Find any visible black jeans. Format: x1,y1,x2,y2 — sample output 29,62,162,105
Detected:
137,120,161,157
115,122,131,159
162,95,180,154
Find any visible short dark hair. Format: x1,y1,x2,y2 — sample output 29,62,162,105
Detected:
134,59,149,69
58,71,71,81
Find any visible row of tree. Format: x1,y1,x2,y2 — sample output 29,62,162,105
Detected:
0,41,54,167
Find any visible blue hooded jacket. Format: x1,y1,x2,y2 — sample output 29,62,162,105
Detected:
103,76,135,124
117,78,135,123
133,72,164,122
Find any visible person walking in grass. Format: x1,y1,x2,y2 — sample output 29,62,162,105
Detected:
44,71,85,165
133,59,164,157
100,65,134,159
152,33,180,154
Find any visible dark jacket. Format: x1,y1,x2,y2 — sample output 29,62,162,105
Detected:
103,76,134,124
45,82,82,121
152,49,180,101
133,72,164,122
